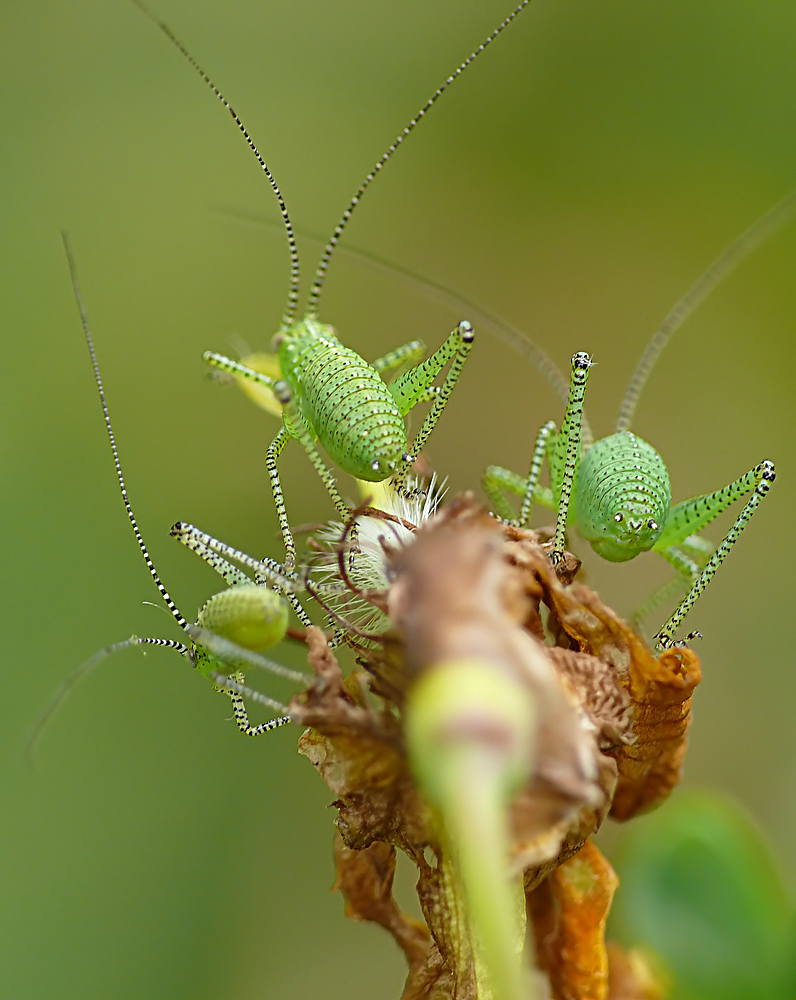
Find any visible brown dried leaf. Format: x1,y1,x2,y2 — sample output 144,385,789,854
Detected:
527,839,618,1000
608,646,702,821
333,835,430,972
606,942,666,1000
534,562,702,820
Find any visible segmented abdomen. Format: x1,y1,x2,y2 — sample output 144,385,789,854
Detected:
575,431,671,559
283,323,407,482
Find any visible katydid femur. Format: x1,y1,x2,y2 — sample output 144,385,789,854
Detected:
131,0,535,568
44,235,351,747
484,188,794,650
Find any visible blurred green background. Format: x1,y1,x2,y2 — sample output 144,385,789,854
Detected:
2,1,795,996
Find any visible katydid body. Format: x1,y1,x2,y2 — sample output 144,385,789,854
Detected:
205,317,473,567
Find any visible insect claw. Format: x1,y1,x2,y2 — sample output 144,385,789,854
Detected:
654,629,701,651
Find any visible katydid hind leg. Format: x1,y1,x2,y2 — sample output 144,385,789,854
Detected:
654,460,775,648
481,421,556,527
392,321,475,488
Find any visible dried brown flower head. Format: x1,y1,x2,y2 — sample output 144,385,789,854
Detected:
290,495,698,999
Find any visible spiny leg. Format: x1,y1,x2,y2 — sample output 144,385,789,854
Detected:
482,421,557,526
482,466,525,522
481,462,556,523
273,381,352,520
193,631,302,738
230,698,290,735
392,321,475,490
274,379,365,572
173,521,351,628
229,693,291,737
653,460,775,648
171,519,317,627
212,672,292,737
172,526,253,588
389,321,473,416
204,351,281,394
550,353,592,562
371,339,427,376
631,541,710,634
518,421,558,528
266,425,295,567
655,460,776,550
173,521,348,600
203,353,302,567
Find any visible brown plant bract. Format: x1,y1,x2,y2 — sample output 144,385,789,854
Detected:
291,496,697,999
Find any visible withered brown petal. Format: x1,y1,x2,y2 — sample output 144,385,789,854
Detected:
528,839,618,1000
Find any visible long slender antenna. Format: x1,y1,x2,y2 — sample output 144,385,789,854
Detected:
617,185,796,433
62,232,189,630
305,0,535,316
25,637,188,760
128,0,301,326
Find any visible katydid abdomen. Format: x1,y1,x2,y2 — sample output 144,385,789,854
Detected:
277,318,407,482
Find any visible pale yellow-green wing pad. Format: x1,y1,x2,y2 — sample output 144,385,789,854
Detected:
354,478,398,512
237,352,282,417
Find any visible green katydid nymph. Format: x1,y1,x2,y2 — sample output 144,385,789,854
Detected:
484,189,794,649
130,0,536,568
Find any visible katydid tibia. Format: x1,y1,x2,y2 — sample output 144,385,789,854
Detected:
130,0,535,566
484,187,795,649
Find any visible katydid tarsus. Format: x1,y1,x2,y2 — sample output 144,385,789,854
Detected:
129,0,537,570
36,235,353,748
484,188,794,650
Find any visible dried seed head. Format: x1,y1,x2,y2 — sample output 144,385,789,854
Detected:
291,494,701,997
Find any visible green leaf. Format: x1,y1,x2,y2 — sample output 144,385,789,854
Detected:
610,789,794,1000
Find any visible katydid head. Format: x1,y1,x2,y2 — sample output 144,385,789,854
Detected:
576,432,670,562
587,509,664,563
